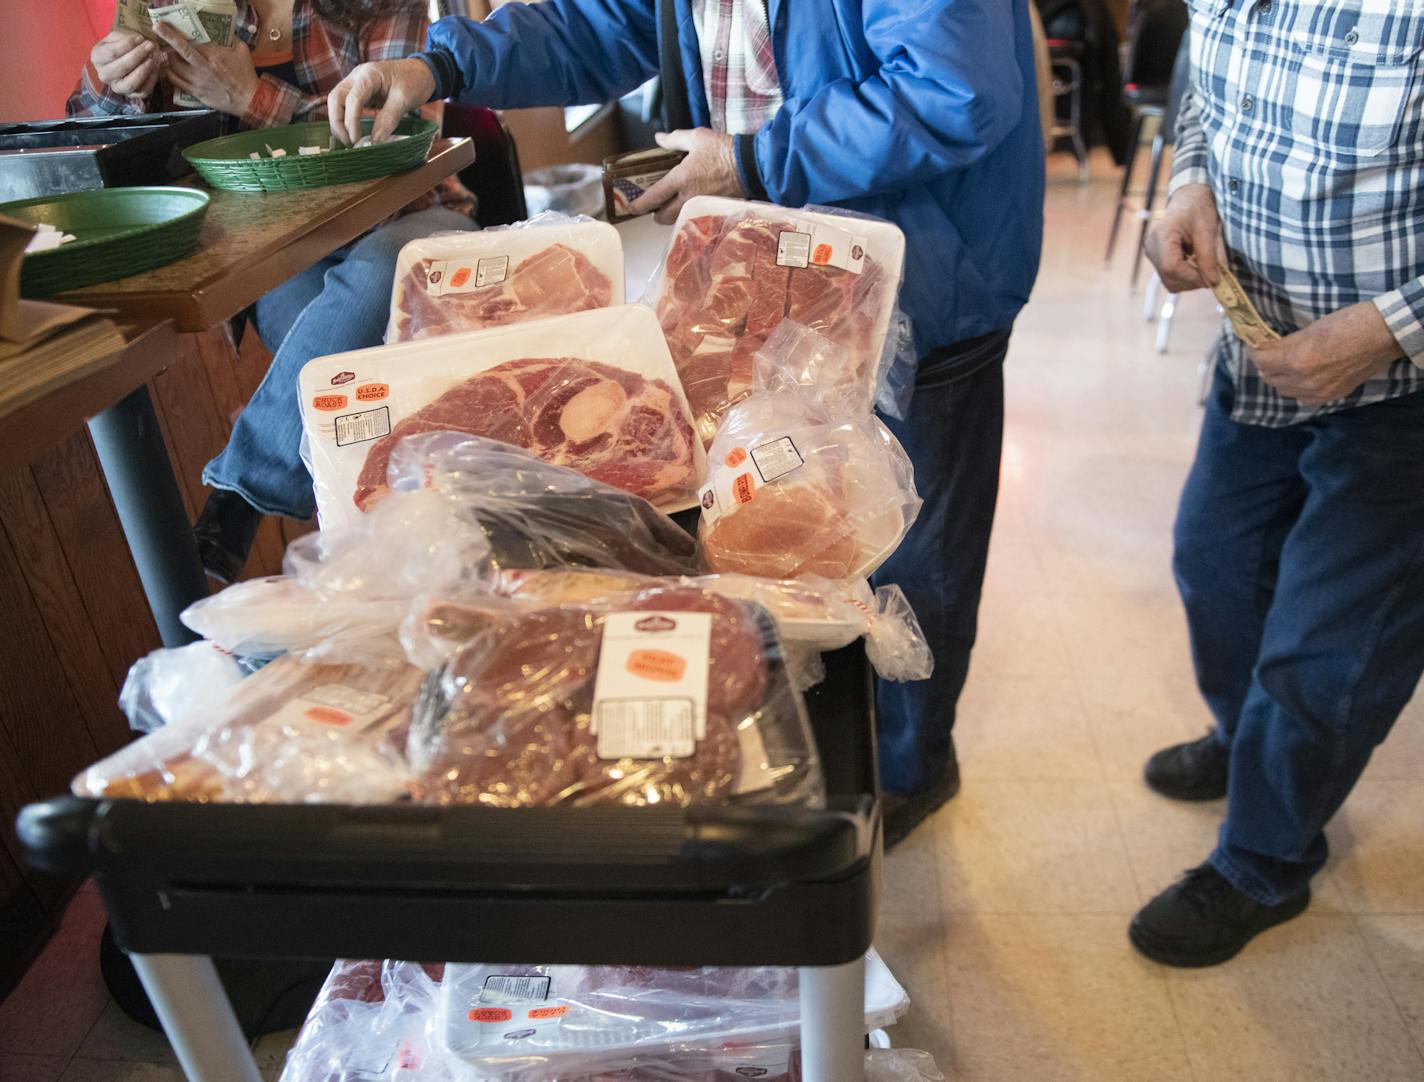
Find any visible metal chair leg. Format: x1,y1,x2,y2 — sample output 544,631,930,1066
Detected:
799,957,867,1082
1156,290,1178,353
1105,109,1145,263
1144,272,1162,319
1131,129,1168,288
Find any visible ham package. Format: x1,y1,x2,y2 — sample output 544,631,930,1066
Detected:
405,584,824,810
698,325,921,583
74,656,421,805
300,306,708,531
650,196,906,444
277,955,929,1082
386,215,623,343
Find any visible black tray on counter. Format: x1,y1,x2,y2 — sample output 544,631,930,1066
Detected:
0,110,223,202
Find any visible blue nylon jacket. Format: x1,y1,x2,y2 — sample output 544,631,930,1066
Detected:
425,0,1043,356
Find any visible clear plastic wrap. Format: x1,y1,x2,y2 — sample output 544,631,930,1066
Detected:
279,953,909,1082
698,325,921,583
118,641,249,734
73,656,420,804
490,569,932,682
647,196,908,444
386,215,624,343
301,306,707,530
405,583,825,810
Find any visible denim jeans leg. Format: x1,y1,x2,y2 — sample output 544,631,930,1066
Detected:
253,256,335,353
203,207,477,520
1172,358,1308,748
871,346,1006,796
1210,389,1424,905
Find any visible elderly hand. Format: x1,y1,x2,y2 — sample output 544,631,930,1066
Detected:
327,59,435,147
1144,183,1227,292
1250,301,1403,406
628,129,745,224
92,30,164,100
154,21,257,117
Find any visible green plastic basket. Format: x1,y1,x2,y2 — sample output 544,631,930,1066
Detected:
183,117,439,193
2,186,210,298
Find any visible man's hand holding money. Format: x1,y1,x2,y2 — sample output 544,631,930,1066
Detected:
1145,183,1227,292
1251,302,1403,406
154,20,256,117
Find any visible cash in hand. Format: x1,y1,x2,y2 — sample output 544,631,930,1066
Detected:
112,0,237,108
1193,256,1281,348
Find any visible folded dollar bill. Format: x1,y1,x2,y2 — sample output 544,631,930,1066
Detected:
1209,263,1280,349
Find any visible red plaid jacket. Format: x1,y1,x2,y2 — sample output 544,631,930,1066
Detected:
69,1,472,214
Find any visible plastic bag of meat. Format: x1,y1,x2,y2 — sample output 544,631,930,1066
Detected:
697,326,921,583
404,583,824,810
647,196,907,444
73,656,421,805
277,953,906,1082
490,568,932,682
300,306,708,531
386,214,623,343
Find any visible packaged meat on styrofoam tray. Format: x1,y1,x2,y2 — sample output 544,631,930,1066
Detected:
386,214,624,343
300,305,708,532
403,583,825,810
698,323,921,583
648,195,908,444
277,954,926,1082
74,655,421,805
490,568,934,682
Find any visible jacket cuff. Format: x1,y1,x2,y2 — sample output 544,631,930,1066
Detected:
734,133,769,202
241,74,299,130
1167,165,1210,200
1374,285,1424,369
413,48,462,102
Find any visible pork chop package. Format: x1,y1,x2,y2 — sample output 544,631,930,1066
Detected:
277,954,912,1082
73,656,421,804
698,324,921,583
647,196,908,444
300,305,708,531
386,214,624,343
490,568,933,683
403,583,825,810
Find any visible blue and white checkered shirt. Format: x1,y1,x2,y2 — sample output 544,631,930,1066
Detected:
1173,0,1424,426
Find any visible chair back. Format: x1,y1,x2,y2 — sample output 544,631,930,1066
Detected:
441,103,529,228
1122,0,1188,91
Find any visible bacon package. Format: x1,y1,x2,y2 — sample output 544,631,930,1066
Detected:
276,954,921,1082
405,584,824,810
697,325,920,583
649,196,906,444
73,656,421,805
300,306,709,531
386,215,623,343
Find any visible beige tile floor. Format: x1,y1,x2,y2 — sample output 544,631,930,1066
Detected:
1,150,1421,1081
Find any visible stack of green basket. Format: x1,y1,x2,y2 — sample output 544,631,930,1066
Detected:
183,117,439,193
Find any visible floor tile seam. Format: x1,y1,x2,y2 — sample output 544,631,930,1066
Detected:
1345,908,1424,1069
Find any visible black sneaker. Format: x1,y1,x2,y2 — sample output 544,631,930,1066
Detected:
1144,731,1229,801
194,488,263,585
882,756,961,852
1129,863,1310,967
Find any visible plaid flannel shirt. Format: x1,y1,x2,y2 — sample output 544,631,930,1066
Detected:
69,1,471,213
691,0,784,135
1173,0,1424,426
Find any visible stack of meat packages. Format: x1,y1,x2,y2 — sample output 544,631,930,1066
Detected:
651,199,921,589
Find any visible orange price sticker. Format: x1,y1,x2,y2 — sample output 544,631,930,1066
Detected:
303,705,352,727
626,648,687,683
812,243,833,265
450,266,472,288
732,473,756,505
724,447,747,468
356,383,389,402
528,1006,569,1020
468,1007,513,1023
312,394,348,412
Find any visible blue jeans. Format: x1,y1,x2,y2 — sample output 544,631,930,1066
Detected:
1176,363,1424,905
871,332,1008,796
204,207,476,520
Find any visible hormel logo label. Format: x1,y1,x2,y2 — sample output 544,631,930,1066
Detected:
736,1070,769,1078
633,615,677,633
330,371,356,386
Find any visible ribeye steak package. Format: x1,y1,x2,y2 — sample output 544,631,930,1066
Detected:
300,306,708,530
387,215,623,343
